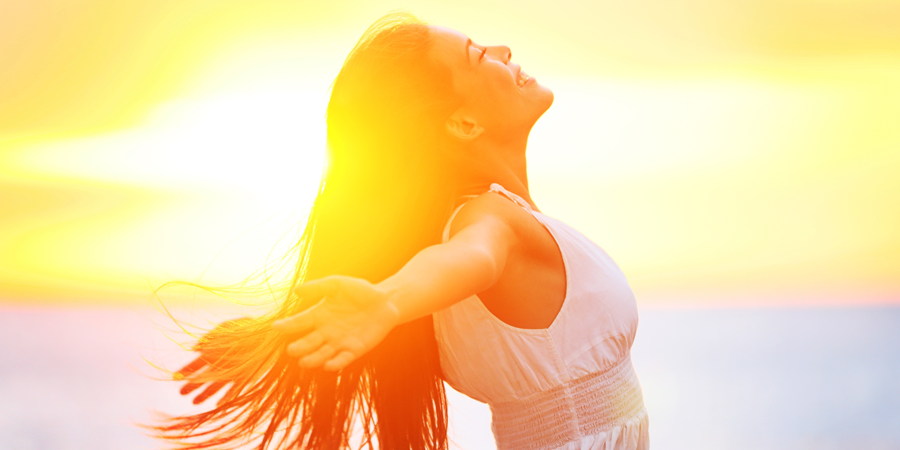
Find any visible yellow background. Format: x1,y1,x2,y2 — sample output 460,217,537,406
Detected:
2,0,898,306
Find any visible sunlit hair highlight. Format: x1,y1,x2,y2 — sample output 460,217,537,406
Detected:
151,11,463,450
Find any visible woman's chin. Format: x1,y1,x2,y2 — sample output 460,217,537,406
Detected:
542,86,555,108
534,85,554,116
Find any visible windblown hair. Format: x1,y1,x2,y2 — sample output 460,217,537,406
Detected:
153,12,464,450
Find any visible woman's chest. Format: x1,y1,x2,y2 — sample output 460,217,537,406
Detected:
477,213,569,329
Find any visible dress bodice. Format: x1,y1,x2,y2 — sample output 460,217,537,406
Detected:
432,183,648,450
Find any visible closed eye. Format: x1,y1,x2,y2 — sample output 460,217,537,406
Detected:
478,47,487,63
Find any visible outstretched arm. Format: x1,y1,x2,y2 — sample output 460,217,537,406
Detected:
381,212,517,323
272,196,519,371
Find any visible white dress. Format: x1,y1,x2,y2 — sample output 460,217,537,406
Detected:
433,184,649,450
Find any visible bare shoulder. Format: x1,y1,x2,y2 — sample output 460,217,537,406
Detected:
446,191,533,241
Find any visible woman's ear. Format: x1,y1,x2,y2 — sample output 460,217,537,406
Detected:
444,111,484,141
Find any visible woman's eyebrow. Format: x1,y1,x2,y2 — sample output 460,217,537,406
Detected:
465,38,472,63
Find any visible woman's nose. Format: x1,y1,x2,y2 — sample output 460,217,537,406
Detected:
488,45,512,64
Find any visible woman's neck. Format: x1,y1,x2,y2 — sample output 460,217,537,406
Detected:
455,132,539,211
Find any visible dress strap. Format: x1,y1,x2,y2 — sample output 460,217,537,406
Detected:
488,183,533,213
441,183,533,242
441,195,479,242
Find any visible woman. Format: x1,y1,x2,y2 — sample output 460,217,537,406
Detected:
156,11,648,450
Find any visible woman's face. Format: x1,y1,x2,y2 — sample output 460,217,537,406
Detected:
428,26,554,139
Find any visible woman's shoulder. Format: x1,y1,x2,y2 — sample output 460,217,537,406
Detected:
445,190,538,243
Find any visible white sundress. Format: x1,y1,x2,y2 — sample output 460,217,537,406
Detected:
432,183,649,450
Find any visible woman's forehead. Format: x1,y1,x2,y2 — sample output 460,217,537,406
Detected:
430,25,467,41
428,26,470,64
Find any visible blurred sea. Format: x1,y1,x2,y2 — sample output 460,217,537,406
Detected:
1,305,898,450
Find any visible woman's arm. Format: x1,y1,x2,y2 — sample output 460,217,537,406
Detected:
272,194,519,371
380,211,517,323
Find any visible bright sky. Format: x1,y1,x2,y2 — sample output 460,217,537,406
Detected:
1,0,898,306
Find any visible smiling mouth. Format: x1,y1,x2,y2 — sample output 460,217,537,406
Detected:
516,69,531,87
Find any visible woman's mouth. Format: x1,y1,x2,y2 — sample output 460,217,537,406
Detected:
516,69,531,88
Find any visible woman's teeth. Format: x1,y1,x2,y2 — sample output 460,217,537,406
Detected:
516,70,530,87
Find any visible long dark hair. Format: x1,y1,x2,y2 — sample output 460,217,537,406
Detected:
153,12,464,450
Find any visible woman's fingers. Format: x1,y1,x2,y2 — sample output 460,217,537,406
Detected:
273,277,341,334
193,380,229,405
180,381,205,396
286,331,325,358
174,356,208,380
299,344,338,368
293,276,338,300
272,310,316,335
323,350,356,372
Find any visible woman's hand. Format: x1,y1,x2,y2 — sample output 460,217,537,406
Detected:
272,275,401,372
174,317,251,405
175,355,231,405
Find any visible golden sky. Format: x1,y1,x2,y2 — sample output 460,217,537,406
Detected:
2,0,898,306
